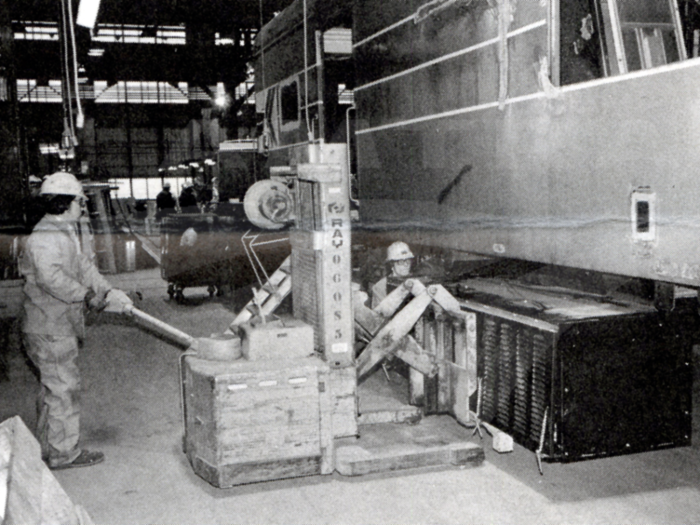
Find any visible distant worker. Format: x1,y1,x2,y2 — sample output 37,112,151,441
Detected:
19,171,134,470
155,182,176,220
371,241,414,309
178,182,198,214
196,181,213,211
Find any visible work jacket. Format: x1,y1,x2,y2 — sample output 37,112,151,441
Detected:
156,190,176,212
19,214,113,337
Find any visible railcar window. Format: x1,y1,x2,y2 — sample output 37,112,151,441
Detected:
559,0,605,84
280,81,299,125
559,0,687,85
616,0,684,70
679,1,700,57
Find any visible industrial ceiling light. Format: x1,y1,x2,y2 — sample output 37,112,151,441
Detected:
76,0,101,30
215,93,228,108
215,82,228,108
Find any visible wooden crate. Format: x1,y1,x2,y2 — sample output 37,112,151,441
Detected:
183,356,333,488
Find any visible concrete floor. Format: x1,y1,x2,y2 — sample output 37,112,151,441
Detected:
3,268,700,524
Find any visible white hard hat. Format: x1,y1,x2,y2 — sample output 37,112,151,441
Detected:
28,175,42,184
386,241,414,262
40,171,85,198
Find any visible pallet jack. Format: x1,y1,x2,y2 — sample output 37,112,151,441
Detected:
112,159,491,486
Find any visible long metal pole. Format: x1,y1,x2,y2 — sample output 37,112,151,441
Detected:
123,305,196,347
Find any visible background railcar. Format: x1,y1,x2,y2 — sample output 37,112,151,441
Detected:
254,0,354,170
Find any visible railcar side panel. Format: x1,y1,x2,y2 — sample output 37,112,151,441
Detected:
355,0,700,286
358,61,700,285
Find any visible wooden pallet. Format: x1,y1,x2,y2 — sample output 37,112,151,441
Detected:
335,415,484,476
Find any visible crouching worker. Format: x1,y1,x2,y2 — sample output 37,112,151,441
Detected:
371,241,415,309
19,171,133,470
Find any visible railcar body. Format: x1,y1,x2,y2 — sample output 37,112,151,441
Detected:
256,0,700,289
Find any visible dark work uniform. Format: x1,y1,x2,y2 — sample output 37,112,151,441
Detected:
178,187,199,214
156,188,176,220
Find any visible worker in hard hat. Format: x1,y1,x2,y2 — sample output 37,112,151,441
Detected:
155,181,176,220
371,241,415,309
178,181,198,213
19,171,133,470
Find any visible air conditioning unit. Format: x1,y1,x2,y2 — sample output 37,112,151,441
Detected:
460,282,695,462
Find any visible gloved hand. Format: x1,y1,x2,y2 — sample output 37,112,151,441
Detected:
84,289,107,312
103,289,134,314
126,290,143,303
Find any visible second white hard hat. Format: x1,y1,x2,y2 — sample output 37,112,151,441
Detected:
40,171,85,198
386,241,414,262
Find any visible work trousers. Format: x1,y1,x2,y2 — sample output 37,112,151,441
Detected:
23,333,81,466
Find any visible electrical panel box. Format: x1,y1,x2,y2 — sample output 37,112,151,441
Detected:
183,356,333,487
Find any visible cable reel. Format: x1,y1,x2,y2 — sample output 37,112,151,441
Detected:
243,179,294,230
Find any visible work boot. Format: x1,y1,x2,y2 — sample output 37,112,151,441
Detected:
49,449,104,470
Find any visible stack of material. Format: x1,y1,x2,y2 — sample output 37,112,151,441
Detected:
0,416,94,525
